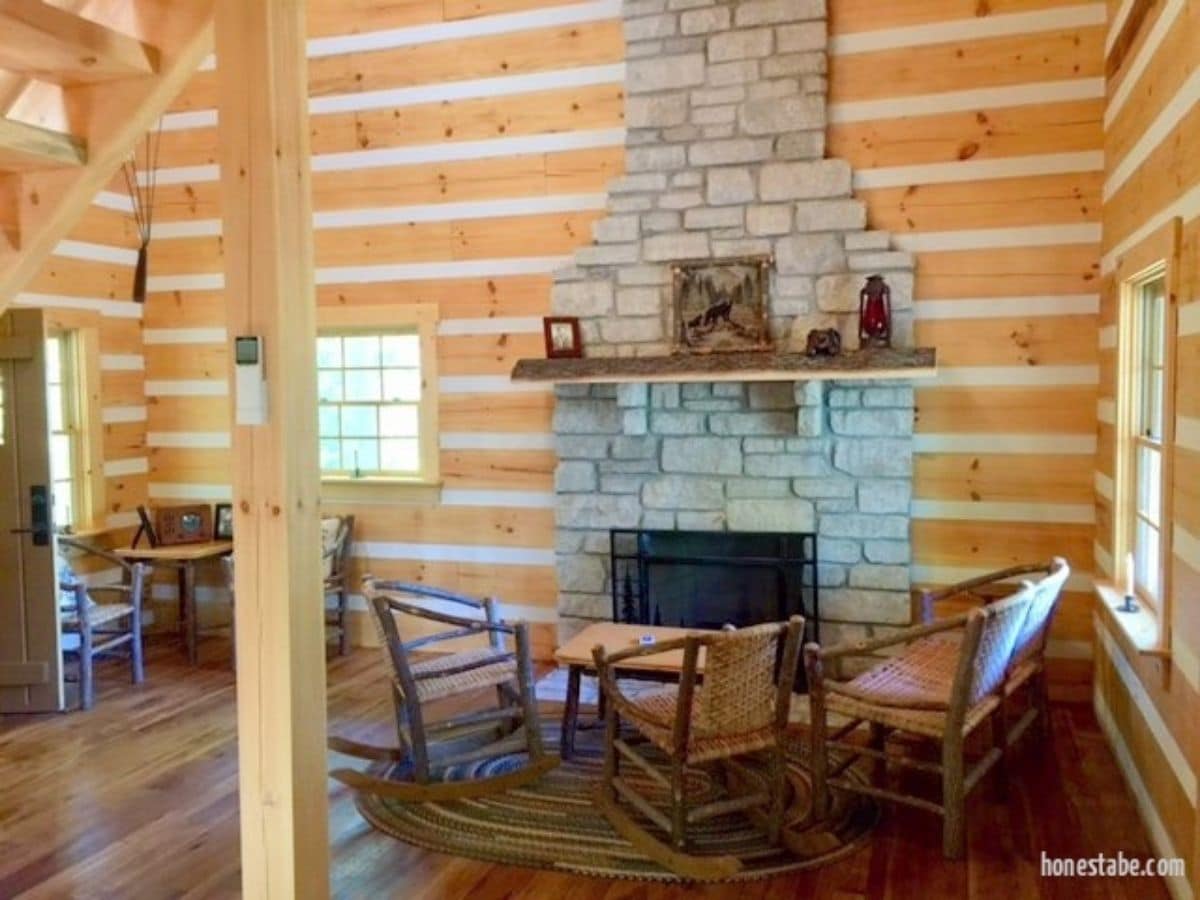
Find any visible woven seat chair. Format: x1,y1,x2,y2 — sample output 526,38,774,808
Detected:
329,577,558,802
591,617,804,881
57,537,148,711
806,586,1034,858
918,558,1070,749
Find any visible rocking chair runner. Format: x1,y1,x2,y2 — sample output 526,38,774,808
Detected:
329,578,559,801
591,617,805,882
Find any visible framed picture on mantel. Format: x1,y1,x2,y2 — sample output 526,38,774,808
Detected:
671,255,773,354
543,316,583,359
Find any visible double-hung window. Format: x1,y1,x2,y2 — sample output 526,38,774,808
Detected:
46,333,85,530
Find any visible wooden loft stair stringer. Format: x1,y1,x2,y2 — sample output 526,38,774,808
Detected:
0,0,215,313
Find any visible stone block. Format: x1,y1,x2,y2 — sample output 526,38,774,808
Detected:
612,435,659,459
760,159,851,202
556,435,611,459
776,21,825,52
864,540,911,565
821,588,911,625
706,167,755,206
600,473,648,493
644,232,711,261
643,475,725,509
624,12,678,42
552,280,613,316
625,0,668,14
691,85,745,107
858,479,912,515
746,382,795,409
600,316,663,344
684,206,743,229
775,233,845,275
848,250,914,272
688,138,772,167
592,216,640,246
555,460,597,493
616,383,649,409
621,408,649,436
845,230,891,251
708,27,772,62
726,498,814,531
627,53,706,94
677,511,726,530
830,408,914,438
650,384,681,408
681,383,710,400
819,513,909,541
680,5,730,33
707,60,760,87
627,144,688,173
746,204,792,235
818,564,848,588
739,95,824,136
641,211,683,233
833,438,913,478
684,399,742,412
744,454,828,478
827,388,860,408
616,286,663,316
691,104,737,126
775,131,825,161
819,538,862,564
849,564,910,591
735,0,825,26
554,400,622,435
575,243,640,267
815,273,860,313
557,554,608,593
559,591,611,619
609,173,669,194
725,478,792,499
650,410,707,434
743,437,786,452
557,494,642,529
708,412,795,435
794,199,866,232
790,476,855,499
662,437,743,474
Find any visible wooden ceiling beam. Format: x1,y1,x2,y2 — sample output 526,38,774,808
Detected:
0,117,86,171
0,0,159,85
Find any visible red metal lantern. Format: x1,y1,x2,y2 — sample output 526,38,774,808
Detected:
858,274,892,348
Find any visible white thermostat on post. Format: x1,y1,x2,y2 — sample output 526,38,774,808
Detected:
234,335,268,426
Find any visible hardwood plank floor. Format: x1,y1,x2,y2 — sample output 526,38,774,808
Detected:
0,639,1172,899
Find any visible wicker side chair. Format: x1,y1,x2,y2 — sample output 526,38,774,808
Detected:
591,617,805,881
919,558,1070,749
806,587,1034,859
321,514,355,656
328,577,558,802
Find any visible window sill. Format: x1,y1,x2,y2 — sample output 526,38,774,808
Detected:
320,476,441,506
1093,581,1170,657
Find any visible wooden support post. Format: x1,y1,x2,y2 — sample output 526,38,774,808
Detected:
215,1,329,898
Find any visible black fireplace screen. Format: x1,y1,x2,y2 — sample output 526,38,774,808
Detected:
609,529,819,645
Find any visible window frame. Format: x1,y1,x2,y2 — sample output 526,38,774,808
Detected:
315,304,439,498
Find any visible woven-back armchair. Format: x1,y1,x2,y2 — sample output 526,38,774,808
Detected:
592,617,804,881
328,577,558,802
919,558,1070,748
806,587,1034,858
321,514,355,656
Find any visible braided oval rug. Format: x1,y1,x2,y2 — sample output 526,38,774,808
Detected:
353,721,878,883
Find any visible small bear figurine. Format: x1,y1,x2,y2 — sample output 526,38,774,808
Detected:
805,328,843,358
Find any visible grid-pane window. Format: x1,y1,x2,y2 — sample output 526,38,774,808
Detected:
1129,276,1167,606
317,331,423,477
46,334,82,529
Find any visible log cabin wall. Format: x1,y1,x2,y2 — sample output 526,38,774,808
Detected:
137,0,1103,664
1093,1,1200,896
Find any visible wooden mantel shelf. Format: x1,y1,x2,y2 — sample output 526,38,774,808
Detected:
510,347,937,385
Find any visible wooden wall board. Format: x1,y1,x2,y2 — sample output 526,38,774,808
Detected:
915,314,1098,368
915,386,1098,434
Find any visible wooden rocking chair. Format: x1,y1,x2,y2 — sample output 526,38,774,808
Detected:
591,617,805,881
329,577,559,801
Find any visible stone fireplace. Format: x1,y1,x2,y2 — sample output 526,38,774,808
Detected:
548,0,919,644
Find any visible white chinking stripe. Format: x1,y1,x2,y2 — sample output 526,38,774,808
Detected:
1177,524,1200,574
1094,541,1114,576
105,511,140,530
439,375,552,394
1093,679,1195,900
913,295,1098,319
440,432,555,451
148,431,231,449
103,458,149,477
93,190,134,213
911,499,1095,524
437,317,543,337
153,194,609,240
308,0,621,58
913,433,1096,454
13,292,143,319
1177,416,1200,453
101,406,146,424
1105,66,1200,200
912,563,1094,595
440,489,555,509
1179,302,1200,336
853,151,1104,190
53,239,138,267
1099,324,1116,348
1096,621,1198,806
1104,0,1186,127
146,129,626,186
143,327,228,345
830,79,1103,124
1098,398,1115,424
1100,181,1200,275
145,380,228,397
927,365,1099,387
1095,470,1114,502
146,273,224,292
1106,0,1135,52
830,5,1105,56
100,354,144,371
892,224,1100,253
353,540,555,567
148,482,233,501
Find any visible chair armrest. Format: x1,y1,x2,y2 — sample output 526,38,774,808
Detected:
381,596,516,635
810,614,969,662
918,562,1053,623
589,645,676,731
365,577,487,611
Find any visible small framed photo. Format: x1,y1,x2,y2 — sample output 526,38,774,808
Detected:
214,503,234,541
543,316,583,359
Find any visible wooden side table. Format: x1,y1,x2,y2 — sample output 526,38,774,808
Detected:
552,622,712,760
113,541,233,664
